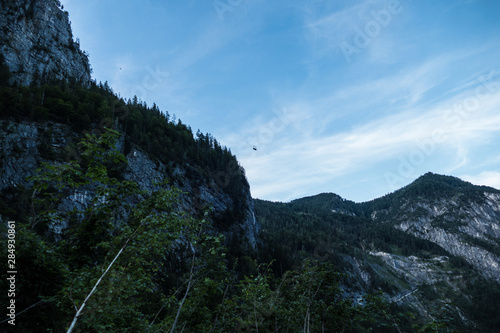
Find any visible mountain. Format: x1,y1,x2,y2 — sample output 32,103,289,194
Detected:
0,2,262,331
256,172,500,332
0,118,259,247
366,173,500,283
2,1,500,332
0,0,257,251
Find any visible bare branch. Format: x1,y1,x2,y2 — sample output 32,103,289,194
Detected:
66,226,142,333
169,245,196,333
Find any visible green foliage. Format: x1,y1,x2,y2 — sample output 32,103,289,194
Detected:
0,129,203,331
289,192,360,216
0,130,414,332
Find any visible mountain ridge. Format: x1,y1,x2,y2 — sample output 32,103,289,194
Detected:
255,172,500,331
283,172,499,204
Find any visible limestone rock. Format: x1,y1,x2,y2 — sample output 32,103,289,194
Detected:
0,0,91,85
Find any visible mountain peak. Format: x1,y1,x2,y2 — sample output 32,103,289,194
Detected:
404,172,498,198
289,192,359,215
0,0,91,85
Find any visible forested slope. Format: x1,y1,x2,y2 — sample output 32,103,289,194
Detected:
255,173,500,332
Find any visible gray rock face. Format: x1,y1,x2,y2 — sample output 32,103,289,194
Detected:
0,120,72,191
375,195,500,284
0,121,39,190
126,148,258,249
369,251,453,286
127,147,257,248
0,120,259,249
0,0,91,85
126,149,166,191
241,195,259,249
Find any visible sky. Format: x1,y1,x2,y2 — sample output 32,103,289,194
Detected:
60,0,500,203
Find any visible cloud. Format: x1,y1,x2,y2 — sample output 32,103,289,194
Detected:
304,0,385,47
462,172,500,190
62,0,500,202
234,70,500,201
303,0,408,63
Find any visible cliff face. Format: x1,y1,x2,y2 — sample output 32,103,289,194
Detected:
125,146,259,249
368,177,500,284
0,120,259,249
0,0,91,85
0,0,257,248
362,177,500,327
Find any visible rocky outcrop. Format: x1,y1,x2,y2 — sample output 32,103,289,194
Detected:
407,225,500,283
126,145,259,249
373,195,500,284
0,120,73,191
0,121,40,190
0,0,91,85
0,120,259,249
369,251,454,286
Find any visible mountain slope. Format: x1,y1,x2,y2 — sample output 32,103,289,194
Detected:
0,3,260,331
256,173,500,331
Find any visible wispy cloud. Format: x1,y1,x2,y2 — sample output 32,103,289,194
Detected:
462,172,500,190
233,67,500,201
303,0,409,64
303,0,385,54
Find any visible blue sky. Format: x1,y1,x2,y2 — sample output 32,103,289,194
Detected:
61,0,500,202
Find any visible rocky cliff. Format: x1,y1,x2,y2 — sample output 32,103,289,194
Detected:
0,0,257,249
369,174,500,284
0,0,91,85
0,120,258,249
367,181,500,328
